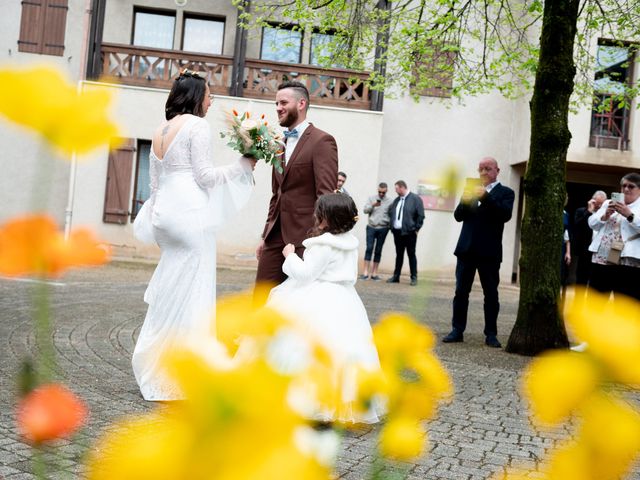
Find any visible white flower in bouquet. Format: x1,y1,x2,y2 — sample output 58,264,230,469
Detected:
240,118,258,130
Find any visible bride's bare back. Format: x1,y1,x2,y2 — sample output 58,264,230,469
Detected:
152,114,191,160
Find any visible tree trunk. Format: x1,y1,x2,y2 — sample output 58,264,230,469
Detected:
505,0,580,355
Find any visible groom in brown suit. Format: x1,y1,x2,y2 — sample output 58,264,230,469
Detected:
255,81,339,287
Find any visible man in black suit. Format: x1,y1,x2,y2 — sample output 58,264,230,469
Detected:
443,157,514,348
386,180,425,286
573,190,606,285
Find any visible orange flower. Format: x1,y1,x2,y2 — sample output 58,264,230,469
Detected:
233,109,239,116
246,111,250,118
261,114,265,119
0,215,109,277
17,384,88,444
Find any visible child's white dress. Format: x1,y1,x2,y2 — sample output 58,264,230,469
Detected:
267,232,383,423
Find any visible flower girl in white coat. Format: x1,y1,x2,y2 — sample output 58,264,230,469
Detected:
267,193,383,424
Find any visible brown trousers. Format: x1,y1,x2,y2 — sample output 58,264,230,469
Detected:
254,220,305,305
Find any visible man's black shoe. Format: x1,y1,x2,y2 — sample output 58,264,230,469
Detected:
442,331,463,343
410,277,417,286
485,336,502,348
386,276,400,283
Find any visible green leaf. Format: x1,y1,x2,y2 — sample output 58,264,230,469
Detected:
17,357,38,398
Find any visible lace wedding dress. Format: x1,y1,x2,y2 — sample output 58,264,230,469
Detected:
132,115,253,401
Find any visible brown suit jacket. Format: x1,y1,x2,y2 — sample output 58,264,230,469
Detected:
262,123,339,246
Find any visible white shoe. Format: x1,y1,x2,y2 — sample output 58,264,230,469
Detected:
570,342,588,352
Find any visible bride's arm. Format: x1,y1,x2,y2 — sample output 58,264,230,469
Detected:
282,245,332,284
190,119,252,189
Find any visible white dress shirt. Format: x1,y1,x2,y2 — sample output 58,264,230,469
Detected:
478,181,499,206
392,193,408,230
284,120,309,165
485,181,499,193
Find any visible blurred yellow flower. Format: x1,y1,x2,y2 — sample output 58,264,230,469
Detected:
87,412,193,480
374,313,435,358
215,289,286,356
88,349,330,480
437,162,463,197
409,351,453,401
546,442,591,480
0,65,119,155
578,394,640,480
565,288,640,385
0,215,109,277
497,291,640,480
373,313,452,421
522,350,599,425
354,367,388,413
378,416,426,461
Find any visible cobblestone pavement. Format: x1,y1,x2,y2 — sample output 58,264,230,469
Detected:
1,262,638,479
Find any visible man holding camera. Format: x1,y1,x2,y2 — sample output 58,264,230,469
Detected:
360,182,393,280
443,157,514,348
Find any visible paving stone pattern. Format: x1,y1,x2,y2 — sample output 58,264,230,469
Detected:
1,262,638,479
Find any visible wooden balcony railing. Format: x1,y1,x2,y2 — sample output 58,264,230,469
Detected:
100,43,234,94
243,58,371,110
99,43,373,110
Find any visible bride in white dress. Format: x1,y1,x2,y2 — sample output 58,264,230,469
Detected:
132,70,255,401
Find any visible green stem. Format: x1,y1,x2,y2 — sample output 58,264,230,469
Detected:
33,447,47,480
369,454,386,480
30,142,56,213
33,280,56,383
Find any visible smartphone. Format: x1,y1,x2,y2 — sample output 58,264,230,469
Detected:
611,192,624,203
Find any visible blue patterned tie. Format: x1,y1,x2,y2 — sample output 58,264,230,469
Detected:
283,129,299,139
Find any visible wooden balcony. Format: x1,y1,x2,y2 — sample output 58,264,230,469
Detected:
99,43,373,110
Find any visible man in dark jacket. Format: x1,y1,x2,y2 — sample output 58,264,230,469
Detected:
443,157,514,348
386,180,425,286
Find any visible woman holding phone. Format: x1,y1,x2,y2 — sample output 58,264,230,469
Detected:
587,172,640,300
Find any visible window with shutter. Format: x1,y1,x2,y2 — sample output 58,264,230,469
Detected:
410,42,456,98
103,139,136,225
18,0,68,56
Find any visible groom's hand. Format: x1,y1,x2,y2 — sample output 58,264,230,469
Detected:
256,239,265,260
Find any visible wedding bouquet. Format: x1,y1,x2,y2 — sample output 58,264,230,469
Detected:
220,110,284,173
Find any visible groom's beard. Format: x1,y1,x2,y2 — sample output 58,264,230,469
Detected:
279,109,299,128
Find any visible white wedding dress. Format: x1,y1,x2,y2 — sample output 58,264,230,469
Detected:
132,115,253,401
267,232,384,423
